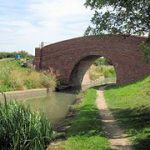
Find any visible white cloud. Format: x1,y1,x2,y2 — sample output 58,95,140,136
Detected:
0,0,92,54
28,0,90,18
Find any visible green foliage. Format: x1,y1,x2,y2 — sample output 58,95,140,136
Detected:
103,66,116,78
0,51,33,59
0,59,56,92
40,73,57,89
0,101,53,150
140,41,150,63
64,89,111,150
94,57,108,66
18,50,33,59
89,65,103,80
85,0,150,36
0,59,22,91
105,76,150,149
24,71,42,89
0,52,16,59
89,65,116,80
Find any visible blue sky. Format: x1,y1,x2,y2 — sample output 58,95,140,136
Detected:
0,0,92,54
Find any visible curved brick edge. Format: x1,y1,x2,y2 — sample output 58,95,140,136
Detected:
34,35,150,88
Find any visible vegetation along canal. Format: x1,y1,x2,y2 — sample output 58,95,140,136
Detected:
17,91,76,125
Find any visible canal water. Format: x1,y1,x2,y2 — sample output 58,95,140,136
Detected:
18,91,76,125
16,77,115,125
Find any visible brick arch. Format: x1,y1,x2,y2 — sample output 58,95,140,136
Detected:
69,55,117,88
34,35,150,88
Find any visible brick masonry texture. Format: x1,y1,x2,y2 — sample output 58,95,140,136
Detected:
34,35,150,87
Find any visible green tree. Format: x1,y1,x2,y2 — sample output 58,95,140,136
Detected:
85,0,150,37
18,50,33,59
85,0,150,62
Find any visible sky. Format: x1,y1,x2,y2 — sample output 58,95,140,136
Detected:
0,0,92,55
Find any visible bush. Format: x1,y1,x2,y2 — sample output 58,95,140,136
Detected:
18,50,33,59
24,71,42,89
102,66,116,78
0,59,57,92
10,70,25,90
0,67,15,92
94,57,109,66
0,52,16,59
40,73,56,90
0,101,53,150
89,65,116,80
0,51,33,59
0,68,26,91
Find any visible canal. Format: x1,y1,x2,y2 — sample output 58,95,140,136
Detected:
18,91,76,125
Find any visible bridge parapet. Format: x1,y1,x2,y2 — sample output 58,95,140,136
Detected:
34,35,150,88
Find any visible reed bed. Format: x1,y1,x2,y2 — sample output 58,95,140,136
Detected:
0,59,56,92
0,101,53,150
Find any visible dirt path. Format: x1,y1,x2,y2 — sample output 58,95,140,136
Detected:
96,88,133,150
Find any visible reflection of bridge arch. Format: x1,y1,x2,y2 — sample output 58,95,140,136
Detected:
35,35,150,88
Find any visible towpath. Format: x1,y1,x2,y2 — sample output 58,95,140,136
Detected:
96,88,133,150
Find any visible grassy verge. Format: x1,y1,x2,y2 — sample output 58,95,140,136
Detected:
0,58,56,92
63,88,110,150
0,101,54,150
104,76,150,149
89,65,116,81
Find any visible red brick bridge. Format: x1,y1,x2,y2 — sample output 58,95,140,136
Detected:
34,35,150,88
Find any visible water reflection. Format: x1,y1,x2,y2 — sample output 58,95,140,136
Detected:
19,91,76,125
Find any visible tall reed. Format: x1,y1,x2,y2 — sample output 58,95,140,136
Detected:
0,59,57,92
0,101,53,150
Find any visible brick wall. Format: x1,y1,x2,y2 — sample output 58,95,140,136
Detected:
35,35,150,87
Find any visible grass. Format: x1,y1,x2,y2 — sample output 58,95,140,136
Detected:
0,58,56,92
104,76,150,149
89,65,116,81
0,100,54,150
63,89,111,150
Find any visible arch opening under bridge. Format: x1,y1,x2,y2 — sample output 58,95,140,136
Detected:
34,35,150,89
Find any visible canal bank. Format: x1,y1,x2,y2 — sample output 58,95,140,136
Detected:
47,88,111,150
0,88,49,101
0,88,76,125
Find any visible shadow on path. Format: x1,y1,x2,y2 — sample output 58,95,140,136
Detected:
96,88,133,150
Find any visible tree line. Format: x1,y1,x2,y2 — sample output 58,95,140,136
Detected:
0,51,33,59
